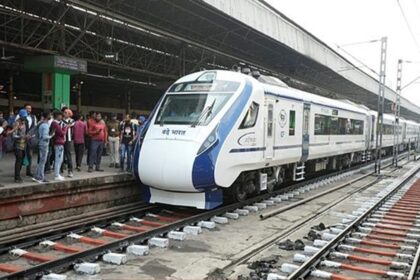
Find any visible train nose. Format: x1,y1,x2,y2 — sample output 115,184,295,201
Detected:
138,139,200,192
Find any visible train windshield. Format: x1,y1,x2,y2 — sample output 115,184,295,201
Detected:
155,79,240,126
155,93,232,126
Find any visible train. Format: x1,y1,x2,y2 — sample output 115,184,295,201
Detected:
133,70,420,209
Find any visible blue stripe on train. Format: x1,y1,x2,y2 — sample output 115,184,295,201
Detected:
230,147,266,153
191,80,253,191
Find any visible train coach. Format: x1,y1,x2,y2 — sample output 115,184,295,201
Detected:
133,70,420,209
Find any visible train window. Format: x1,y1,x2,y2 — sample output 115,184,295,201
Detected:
381,124,395,135
155,93,232,126
378,124,391,135
314,114,330,135
289,110,296,136
351,120,364,135
371,116,375,141
330,117,339,134
267,104,273,137
239,102,259,129
315,114,364,135
338,118,349,134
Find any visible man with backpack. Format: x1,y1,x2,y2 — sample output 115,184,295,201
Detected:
13,109,30,183
16,104,37,177
32,112,54,183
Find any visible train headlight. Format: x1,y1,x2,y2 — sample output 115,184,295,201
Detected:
197,126,219,155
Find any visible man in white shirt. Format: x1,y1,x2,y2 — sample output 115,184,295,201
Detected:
61,108,75,178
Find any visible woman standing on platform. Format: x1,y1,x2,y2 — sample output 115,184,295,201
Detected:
50,111,68,181
33,112,54,183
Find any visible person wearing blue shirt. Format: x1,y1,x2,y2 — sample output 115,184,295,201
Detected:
33,112,54,183
7,110,16,127
137,115,146,137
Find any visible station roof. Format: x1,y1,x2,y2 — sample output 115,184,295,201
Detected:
203,0,420,120
0,0,418,121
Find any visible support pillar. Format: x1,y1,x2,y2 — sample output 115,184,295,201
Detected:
42,72,70,110
8,73,14,114
126,89,131,114
76,81,83,113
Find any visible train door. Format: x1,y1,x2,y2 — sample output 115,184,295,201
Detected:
301,102,310,161
366,115,370,149
264,101,274,159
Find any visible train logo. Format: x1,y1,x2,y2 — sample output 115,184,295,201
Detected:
238,132,257,146
279,109,287,128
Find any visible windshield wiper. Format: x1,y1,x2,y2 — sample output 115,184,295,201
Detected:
159,101,171,127
191,99,216,128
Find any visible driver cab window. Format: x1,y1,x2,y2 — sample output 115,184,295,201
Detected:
240,102,259,129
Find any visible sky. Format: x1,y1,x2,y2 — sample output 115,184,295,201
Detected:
266,0,420,106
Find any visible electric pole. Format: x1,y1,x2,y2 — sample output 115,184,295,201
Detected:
393,59,402,167
374,37,388,174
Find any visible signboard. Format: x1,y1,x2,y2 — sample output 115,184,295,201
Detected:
54,56,87,73
25,55,87,74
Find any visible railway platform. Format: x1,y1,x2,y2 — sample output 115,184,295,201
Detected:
0,153,138,231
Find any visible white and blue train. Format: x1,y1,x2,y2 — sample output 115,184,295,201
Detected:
133,70,420,209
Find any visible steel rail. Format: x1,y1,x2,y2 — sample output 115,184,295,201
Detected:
259,172,374,220
0,201,148,241
220,153,412,274
260,151,411,219
1,153,414,279
0,203,158,255
408,241,420,280
1,162,388,279
286,162,420,280
222,174,379,274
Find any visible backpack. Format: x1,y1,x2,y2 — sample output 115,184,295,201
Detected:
4,134,14,152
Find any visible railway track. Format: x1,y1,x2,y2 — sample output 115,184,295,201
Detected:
0,153,414,280
273,162,420,280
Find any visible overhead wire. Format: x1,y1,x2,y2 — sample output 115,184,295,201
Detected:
396,0,420,53
402,75,420,90
336,44,380,77
413,0,420,21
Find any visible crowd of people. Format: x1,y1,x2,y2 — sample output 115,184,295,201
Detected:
0,105,146,184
